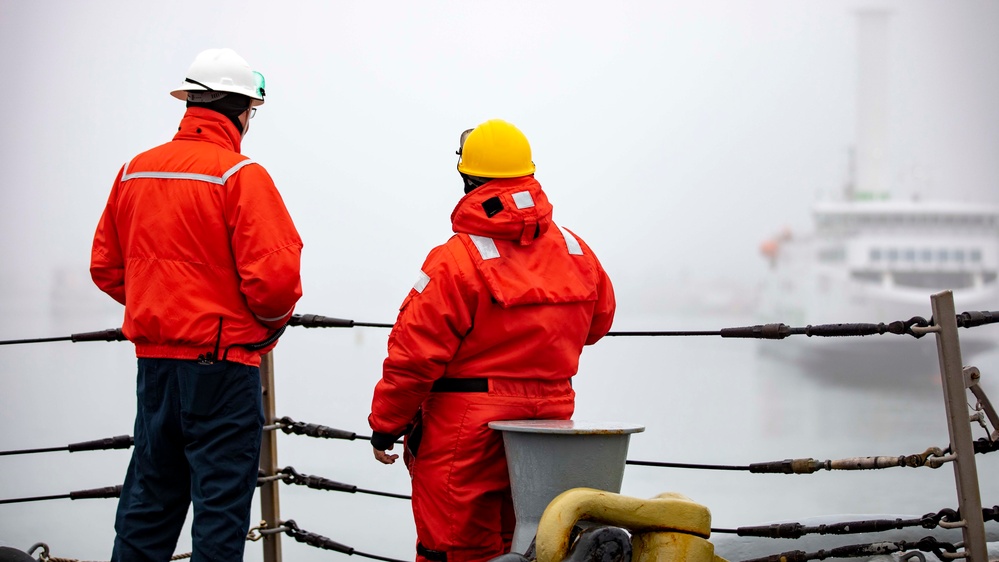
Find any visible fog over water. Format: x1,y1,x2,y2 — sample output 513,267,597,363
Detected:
2,1,998,560
3,310,998,560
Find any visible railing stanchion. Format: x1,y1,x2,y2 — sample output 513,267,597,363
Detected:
259,351,283,562
930,290,987,562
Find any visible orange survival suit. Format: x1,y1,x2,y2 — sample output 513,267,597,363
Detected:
368,175,615,562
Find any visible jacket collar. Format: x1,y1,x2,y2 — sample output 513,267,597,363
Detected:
450,175,553,245
173,107,243,153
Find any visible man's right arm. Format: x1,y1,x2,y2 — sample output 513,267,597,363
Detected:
578,239,616,345
227,163,303,328
587,262,616,344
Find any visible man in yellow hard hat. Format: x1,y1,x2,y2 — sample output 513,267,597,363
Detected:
368,119,616,562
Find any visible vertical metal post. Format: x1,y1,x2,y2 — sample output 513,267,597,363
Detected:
930,291,987,562
259,351,283,562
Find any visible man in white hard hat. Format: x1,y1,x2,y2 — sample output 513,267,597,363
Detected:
91,48,303,561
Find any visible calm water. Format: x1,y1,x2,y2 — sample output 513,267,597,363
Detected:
2,302,998,561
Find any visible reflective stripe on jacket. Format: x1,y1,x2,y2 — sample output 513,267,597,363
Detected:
90,107,303,366
369,175,615,436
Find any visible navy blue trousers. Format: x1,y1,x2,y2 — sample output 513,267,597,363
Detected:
112,358,263,562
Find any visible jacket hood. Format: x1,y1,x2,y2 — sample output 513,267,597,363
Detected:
450,176,553,245
173,107,243,153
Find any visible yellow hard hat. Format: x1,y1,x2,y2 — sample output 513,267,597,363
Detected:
457,119,536,178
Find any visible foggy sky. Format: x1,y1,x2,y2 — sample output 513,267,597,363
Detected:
1,0,997,329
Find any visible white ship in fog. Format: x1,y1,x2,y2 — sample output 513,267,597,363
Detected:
758,197,999,386
756,10,999,387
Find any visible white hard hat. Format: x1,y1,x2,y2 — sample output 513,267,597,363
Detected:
170,48,265,106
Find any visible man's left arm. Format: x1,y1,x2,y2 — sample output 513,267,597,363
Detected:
91,169,127,305
369,243,473,453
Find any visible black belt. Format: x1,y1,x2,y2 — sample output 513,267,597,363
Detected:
417,542,448,562
430,377,488,393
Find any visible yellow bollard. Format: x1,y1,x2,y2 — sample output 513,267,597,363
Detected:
631,532,721,562
534,488,727,562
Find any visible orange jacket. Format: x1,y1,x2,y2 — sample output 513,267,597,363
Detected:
91,107,303,366
369,176,615,438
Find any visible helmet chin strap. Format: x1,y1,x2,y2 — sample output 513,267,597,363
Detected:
185,77,214,90
184,78,227,103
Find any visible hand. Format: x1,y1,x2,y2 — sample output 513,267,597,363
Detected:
373,444,399,465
